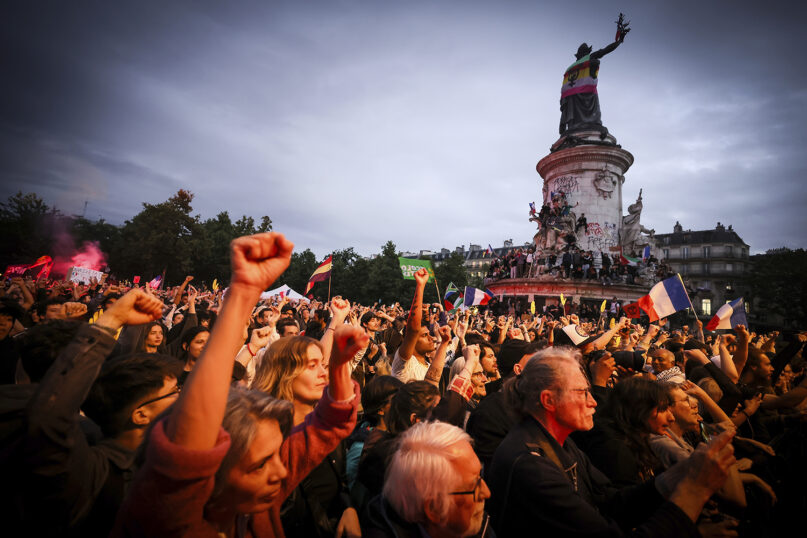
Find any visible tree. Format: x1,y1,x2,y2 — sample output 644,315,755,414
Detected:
0,192,59,262
278,249,318,295
111,190,200,282
71,217,121,258
744,248,807,328
191,212,237,285
435,252,468,296
365,241,407,305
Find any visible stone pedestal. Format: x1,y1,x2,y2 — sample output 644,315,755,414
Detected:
536,131,634,253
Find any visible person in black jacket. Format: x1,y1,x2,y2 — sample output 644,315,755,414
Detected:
1,288,182,537
487,346,737,537
467,339,544,468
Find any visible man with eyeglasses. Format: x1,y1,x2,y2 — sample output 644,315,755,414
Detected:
4,288,183,537
365,420,494,537
488,347,738,537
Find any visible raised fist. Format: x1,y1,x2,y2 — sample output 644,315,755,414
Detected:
229,233,294,293
413,268,429,286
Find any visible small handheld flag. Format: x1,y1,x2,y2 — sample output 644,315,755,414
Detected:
398,258,435,282
560,293,566,307
305,256,333,295
443,282,462,311
619,247,641,266
623,302,642,319
706,298,748,331
637,274,693,322
600,299,607,313
464,286,494,306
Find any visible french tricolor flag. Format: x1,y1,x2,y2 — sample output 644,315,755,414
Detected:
464,286,494,306
637,275,692,322
706,298,748,331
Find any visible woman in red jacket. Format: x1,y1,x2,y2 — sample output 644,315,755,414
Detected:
113,233,366,538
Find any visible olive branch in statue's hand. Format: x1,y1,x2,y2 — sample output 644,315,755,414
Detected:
615,13,631,43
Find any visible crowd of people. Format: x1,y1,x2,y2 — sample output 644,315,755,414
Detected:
485,245,676,287
0,231,805,537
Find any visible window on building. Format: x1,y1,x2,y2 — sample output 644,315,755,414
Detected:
663,248,669,259
682,247,690,259
726,246,733,257
702,246,710,258
701,299,711,316
726,263,733,272
703,263,710,274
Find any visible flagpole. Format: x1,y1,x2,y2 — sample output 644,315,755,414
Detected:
327,273,332,302
433,276,441,307
677,273,700,324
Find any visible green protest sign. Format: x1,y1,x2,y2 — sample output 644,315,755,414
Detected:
398,257,435,282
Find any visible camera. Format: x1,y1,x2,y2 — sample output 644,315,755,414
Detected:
429,306,439,315
612,349,646,371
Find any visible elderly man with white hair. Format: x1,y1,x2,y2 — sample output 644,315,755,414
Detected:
363,421,493,538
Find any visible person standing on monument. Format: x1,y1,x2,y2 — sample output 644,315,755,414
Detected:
559,14,630,138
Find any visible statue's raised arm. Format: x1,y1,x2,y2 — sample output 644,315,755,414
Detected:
559,13,631,139
591,13,630,59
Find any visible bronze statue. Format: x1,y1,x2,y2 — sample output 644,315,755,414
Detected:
559,14,630,138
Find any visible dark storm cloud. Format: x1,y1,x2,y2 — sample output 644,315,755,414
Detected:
1,0,805,257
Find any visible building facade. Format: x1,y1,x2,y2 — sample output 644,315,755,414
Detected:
654,222,750,316
426,240,532,280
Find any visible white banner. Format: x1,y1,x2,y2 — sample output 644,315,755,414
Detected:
66,266,105,284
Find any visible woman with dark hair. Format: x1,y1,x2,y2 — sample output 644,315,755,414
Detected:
177,326,210,384
355,380,441,506
136,321,168,354
251,312,362,538
578,376,674,487
345,375,403,486
344,375,403,513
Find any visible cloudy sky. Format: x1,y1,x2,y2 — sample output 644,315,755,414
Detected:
2,0,805,257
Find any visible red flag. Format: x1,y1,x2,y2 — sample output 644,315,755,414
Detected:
637,295,659,322
623,302,642,319
133,276,141,284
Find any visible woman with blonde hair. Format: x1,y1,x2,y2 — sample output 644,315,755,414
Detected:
252,301,362,538
252,336,327,425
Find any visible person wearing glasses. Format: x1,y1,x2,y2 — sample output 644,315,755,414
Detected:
487,346,738,537
364,420,493,538
6,288,183,536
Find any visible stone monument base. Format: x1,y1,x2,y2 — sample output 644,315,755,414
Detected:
486,276,649,309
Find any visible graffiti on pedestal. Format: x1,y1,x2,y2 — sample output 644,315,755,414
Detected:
553,175,580,195
584,221,618,251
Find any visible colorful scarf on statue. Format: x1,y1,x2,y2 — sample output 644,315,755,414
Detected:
561,54,599,98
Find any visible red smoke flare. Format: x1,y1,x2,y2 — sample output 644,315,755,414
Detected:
53,241,108,276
